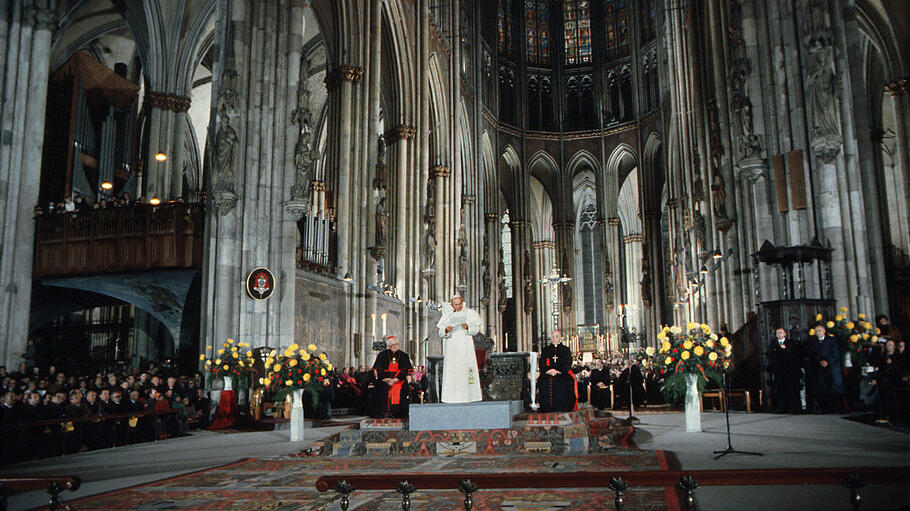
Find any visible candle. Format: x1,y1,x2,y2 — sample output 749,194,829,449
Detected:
371,313,376,336
381,313,388,336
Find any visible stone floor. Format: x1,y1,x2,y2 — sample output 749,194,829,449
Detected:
4,410,909,511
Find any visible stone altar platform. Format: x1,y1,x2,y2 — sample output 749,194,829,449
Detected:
316,408,633,457
409,400,523,430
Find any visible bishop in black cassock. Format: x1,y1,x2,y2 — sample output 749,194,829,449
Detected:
370,336,413,418
538,330,575,412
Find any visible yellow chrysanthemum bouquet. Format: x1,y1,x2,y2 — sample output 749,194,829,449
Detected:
260,343,334,407
200,339,258,388
810,307,881,366
651,323,733,403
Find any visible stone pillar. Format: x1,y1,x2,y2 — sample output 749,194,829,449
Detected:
430,164,447,300
0,2,54,367
510,220,533,352
532,240,556,344
622,234,644,331
143,92,192,200
330,65,364,280
389,125,416,298
201,0,305,354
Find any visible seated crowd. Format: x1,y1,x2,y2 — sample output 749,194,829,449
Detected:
0,362,212,463
330,365,429,417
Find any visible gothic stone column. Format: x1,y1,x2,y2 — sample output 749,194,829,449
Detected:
0,2,54,367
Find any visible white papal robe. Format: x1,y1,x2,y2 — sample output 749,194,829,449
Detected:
437,303,484,403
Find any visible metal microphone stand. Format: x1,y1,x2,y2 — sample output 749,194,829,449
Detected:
713,370,762,459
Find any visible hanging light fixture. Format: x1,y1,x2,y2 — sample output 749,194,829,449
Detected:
150,196,161,205
155,152,167,162
100,181,113,190
700,265,708,275
713,249,723,260
343,272,353,282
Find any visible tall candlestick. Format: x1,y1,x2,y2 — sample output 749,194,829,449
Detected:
381,313,388,336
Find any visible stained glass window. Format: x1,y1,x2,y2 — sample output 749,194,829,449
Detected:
499,0,513,55
525,0,550,64
604,1,629,57
564,0,591,65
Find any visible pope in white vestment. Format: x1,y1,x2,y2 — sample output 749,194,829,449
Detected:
437,296,483,403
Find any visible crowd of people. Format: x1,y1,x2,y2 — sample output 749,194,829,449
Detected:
767,315,909,422
0,362,211,462
332,363,429,417
34,192,190,216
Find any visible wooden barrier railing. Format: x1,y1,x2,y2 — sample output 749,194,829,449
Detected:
1,408,180,461
0,477,80,511
33,203,204,277
318,468,909,511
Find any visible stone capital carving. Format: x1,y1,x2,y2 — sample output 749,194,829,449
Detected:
812,134,843,164
884,78,909,97
736,157,769,183
430,164,450,178
29,7,56,31
284,198,311,220
607,216,621,226
485,213,499,222
623,234,643,244
324,65,365,90
532,241,556,249
385,125,417,141
211,191,238,214
311,180,327,192
145,91,192,113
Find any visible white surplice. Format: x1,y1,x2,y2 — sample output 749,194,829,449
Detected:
436,302,484,403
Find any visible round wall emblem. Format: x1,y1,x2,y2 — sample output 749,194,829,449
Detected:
246,267,275,300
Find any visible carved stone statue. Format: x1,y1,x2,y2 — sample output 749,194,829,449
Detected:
375,195,388,246
424,227,436,270
603,268,614,309
710,172,728,220
523,251,534,313
458,245,469,286
212,115,239,194
693,210,706,248
498,278,508,312
640,251,652,308
481,257,491,301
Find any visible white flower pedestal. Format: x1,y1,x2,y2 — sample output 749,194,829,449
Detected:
684,373,701,432
222,376,233,392
290,389,305,442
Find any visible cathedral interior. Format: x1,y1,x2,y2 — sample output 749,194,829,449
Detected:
1,0,908,386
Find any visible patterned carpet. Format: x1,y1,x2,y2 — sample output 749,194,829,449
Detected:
54,452,681,511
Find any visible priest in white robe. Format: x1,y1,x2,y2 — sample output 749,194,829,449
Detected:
436,295,483,403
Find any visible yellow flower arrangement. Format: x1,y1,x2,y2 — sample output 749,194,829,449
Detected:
200,338,258,387
647,322,734,404
665,356,674,365
826,321,835,328
693,346,704,356
262,342,335,408
708,352,718,361
681,351,691,360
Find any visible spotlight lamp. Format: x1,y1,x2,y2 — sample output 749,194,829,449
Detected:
700,265,708,275
100,181,113,190
712,249,723,260
343,272,353,282
154,152,167,162
149,196,161,205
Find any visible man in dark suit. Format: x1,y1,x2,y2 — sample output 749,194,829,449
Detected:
768,327,801,413
589,359,612,411
370,336,413,419
538,330,575,412
806,324,843,413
